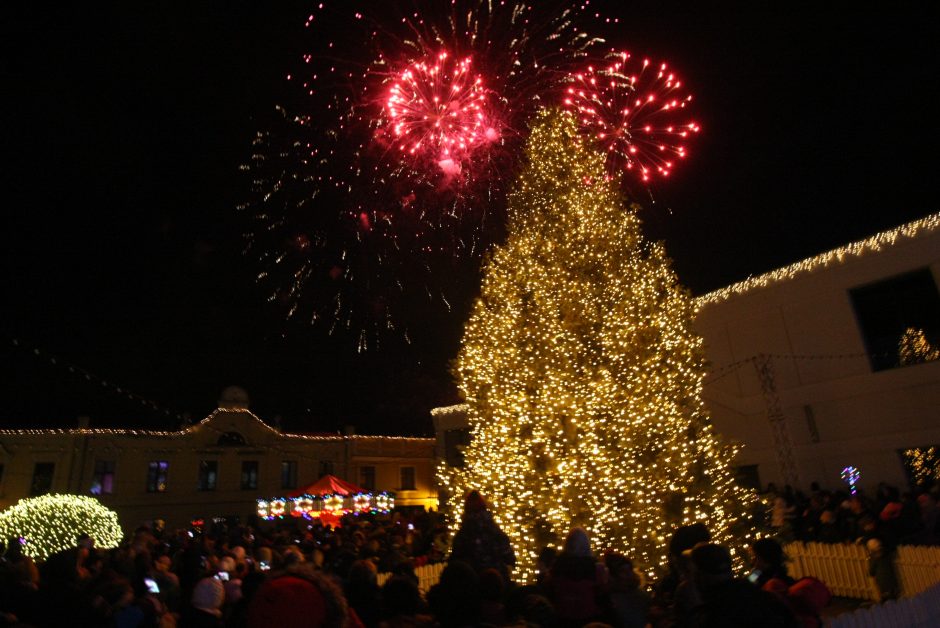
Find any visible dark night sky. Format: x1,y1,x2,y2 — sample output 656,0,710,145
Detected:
2,2,938,435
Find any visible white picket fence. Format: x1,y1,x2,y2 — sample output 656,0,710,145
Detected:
377,561,446,594
785,542,940,601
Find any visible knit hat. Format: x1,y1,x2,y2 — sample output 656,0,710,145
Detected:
247,570,347,628
192,577,225,616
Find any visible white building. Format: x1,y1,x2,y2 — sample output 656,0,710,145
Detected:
695,214,940,492
434,214,940,494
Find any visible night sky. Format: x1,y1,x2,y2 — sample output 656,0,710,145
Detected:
3,2,938,435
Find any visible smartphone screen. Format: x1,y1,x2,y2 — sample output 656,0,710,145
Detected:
144,578,160,594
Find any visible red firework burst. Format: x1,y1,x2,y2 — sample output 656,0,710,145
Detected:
563,52,700,182
385,52,498,175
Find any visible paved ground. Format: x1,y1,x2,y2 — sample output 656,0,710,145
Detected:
820,596,868,621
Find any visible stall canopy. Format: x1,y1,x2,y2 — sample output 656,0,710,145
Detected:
288,474,366,498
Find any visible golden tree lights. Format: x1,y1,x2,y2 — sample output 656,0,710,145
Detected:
898,327,940,366
441,109,758,581
0,494,123,562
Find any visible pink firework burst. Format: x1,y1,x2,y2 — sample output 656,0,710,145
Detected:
385,52,498,175
563,51,700,183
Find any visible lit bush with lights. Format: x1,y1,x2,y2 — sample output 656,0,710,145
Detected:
0,494,123,561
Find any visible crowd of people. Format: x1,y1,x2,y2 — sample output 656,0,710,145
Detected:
0,479,937,628
766,481,940,548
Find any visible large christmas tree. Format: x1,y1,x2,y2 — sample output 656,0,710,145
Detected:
442,109,757,580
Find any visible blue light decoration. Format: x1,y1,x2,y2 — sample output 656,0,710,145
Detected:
841,466,860,495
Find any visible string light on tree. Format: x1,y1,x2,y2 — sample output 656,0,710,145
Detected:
0,494,123,562
440,109,758,581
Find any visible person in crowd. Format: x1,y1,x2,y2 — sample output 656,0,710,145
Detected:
688,543,798,627
378,575,432,628
344,560,382,628
771,491,797,542
182,576,225,628
654,522,710,605
750,538,792,589
604,552,649,628
478,567,508,625
246,563,353,628
449,491,516,581
426,561,480,628
544,527,608,627
866,538,899,603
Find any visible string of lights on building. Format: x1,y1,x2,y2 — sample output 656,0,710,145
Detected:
695,213,940,308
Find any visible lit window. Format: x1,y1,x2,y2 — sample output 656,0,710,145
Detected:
90,460,115,495
400,466,416,491
850,268,940,371
147,461,169,493
281,461,297,490
198,460,218,491
360,466,376,491
899,446,940,487
241,461,259,490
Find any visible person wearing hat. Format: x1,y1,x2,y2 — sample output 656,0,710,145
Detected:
246,564,360,628
182,576,224,628
449,491,515,582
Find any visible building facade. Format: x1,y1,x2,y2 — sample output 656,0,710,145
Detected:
0,388,437,529
695,214,940,491
434,214,940,494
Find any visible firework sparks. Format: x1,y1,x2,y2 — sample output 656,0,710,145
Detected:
240,3,614,348
563,51,700,182
386,52,497,174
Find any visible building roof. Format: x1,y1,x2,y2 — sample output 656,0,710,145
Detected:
0,407,434,443
695,212,940,308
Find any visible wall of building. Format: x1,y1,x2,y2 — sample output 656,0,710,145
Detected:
695,216,940,491
0,406,437,530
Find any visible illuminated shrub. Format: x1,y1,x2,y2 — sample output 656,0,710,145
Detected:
0,494,123,561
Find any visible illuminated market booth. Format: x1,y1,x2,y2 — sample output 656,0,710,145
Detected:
257,474,393,527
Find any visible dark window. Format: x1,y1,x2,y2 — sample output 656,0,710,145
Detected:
90,460,115,495
30,462,54,496
899,446,940,488
400,466,416,490
147,461,169,493
444,428,472,468
360,466,376,491
318,461,334,478
850,268,940,371
217,431,247,446
734,465,761,491
241,461,259,490
280,461,297,490
198,460,218,491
